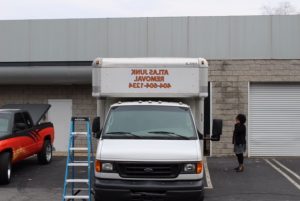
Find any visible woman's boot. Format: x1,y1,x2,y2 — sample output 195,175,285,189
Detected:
236,164,244,172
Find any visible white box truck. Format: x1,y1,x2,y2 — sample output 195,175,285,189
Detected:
91,58,222,201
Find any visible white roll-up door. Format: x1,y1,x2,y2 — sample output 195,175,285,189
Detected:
249,84,300,157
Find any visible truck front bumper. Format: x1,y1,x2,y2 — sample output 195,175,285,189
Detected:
94,178,204,201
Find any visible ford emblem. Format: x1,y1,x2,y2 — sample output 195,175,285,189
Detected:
144,168,154,173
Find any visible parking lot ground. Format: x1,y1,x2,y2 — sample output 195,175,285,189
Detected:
277,158,300,176
0,156,299,201
0,156,66,201
205,157,300,201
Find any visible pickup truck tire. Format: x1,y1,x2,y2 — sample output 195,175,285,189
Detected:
0,152,12,185
37,139,52,164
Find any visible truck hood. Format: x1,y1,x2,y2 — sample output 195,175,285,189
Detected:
1,104,50,125
97,139,202,162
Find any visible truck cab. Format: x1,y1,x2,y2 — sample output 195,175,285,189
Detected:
91,58,222,201
94,101,205,201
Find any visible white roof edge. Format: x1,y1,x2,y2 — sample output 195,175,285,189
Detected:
92,57,208,68
110,101,190,108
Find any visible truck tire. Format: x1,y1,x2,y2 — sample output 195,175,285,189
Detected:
0,152,12,185
37,139,52,164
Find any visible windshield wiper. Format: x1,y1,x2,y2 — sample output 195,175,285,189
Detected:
105,131,141,138
148,131,190,140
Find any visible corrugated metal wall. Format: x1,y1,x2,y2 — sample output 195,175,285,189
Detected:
0,15,300,62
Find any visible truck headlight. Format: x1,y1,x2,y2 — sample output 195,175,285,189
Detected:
102,162,114,172
183,163,196,173
95,160,114,172
182,162,202,174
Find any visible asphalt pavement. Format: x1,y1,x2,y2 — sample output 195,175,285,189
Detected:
204,157,300,201
0,156,65,201
0,156,299,201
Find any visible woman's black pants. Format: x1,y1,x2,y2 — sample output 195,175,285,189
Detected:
236,154,244,165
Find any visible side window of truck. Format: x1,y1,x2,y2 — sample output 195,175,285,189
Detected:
14,113,28,132
23,112,33,128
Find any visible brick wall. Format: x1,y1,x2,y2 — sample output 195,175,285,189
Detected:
0,85,96,117
209,60,300,156
0,85,98,153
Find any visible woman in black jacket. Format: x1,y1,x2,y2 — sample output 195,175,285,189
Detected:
232,114,246,172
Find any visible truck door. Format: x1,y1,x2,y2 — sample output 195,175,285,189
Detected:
22,112,38,153
12,112,35,159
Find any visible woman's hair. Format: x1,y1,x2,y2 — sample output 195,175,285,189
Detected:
236,114,246,124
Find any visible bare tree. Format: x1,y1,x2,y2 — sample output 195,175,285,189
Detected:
262,1,298,15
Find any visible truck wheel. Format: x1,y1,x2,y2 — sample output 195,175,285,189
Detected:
0,152,12,185
37,139,52,164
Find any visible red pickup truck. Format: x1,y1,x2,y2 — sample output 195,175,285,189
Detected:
0,104,54,184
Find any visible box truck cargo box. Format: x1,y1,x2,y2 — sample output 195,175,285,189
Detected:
92,58,208,98
91,58,222,201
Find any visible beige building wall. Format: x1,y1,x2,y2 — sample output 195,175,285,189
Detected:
0,85,96,118
209,60,300,156
0,85,97,152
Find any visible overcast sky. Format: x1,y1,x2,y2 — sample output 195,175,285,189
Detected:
0,0,299,20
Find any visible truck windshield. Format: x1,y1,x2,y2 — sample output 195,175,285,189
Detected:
103,105,197,140
0,113,12,137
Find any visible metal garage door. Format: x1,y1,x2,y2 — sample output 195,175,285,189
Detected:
249,84,300,157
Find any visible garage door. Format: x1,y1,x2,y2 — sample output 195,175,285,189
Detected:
249,84,300,157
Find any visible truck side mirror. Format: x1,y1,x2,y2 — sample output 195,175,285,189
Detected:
92,116,101,139
211,119,223,141
197,130,204,140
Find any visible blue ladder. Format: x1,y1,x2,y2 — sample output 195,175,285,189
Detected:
62,117,93,201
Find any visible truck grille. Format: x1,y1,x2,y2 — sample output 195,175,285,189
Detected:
117,163,181,178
